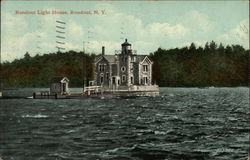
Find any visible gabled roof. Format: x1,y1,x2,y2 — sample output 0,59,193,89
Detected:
95,54,152,64
140,56,153,64
51,76,69,83
135,55,147,63
95,55,116,64
103,55,116,63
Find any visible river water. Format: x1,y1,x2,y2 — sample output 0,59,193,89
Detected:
0,87,249,160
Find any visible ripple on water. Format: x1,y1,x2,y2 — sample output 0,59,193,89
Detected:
0,87,248,160
21,114,48,118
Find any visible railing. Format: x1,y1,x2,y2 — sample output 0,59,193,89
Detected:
114,50,137,55
83,86,102,95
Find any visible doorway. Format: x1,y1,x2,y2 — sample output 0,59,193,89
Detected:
112,77,116,84
62,83,66,92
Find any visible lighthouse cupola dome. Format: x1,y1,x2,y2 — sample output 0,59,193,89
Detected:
121,39,132,54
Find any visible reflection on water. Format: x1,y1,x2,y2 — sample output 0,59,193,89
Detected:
0,87,249,160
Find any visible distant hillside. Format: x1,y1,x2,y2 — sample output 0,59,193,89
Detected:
1,51,95,87
1,41,249,87
150,41,249,87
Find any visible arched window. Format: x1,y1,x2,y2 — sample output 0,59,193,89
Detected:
100,73,104,84
100,76,104,84
131,76,134,84
122,75,126,82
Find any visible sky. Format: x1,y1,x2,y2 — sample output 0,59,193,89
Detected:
1,0,249,62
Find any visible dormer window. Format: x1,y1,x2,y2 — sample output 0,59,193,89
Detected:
99,64,105,72
143,65,148,72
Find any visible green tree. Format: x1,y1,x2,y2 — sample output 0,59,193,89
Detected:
24,52,31,60
209,41,217,51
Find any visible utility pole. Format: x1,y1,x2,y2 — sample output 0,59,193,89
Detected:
84,27,94,89
0,7,2,97
0,31,2,98
83,41,86,91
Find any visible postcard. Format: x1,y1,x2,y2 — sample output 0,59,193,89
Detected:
0,1,249,160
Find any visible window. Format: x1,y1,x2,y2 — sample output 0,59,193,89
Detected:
143,65,148,72
112,77,116,84
54,84,57,90
99,64,105,72
89,81,94,86
106,72,109,80
100,76,104,84
100,73,104,84
122,56,127,62
121,66,126,72
131,77,134,84
143,77,148,85
122,75,126,82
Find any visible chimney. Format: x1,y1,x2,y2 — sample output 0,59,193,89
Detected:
102,46,105,55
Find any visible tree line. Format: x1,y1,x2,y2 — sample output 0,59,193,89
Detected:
1,41,249,87
150,41,249,87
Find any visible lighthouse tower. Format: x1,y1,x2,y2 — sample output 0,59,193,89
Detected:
121,39,132,55
119,39,133,86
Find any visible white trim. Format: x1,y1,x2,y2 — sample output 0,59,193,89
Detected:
140,56,152,65
138,64,141,85
60,77,70,83
94,56,103,64
94,56,109,64
121,66,126,72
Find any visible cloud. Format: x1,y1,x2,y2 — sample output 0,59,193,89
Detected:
146,23,188,39
64,42,82,51
189,11,214,32
85,40,120,54
133,41,158,54
67,21,85,42
1,10,65,61
3,5,247,62
1,32,37,61
216,19,249,48
1,12,30,61
179,10,215,33
180,40,207,48
1,12,28,37
82,10,189,53
84,40,158,56
1,4,191,62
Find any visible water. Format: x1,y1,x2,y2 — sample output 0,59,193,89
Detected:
0,87,249,160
